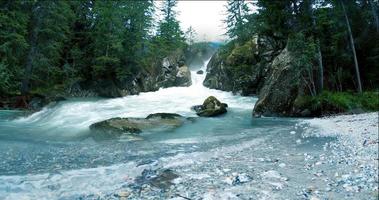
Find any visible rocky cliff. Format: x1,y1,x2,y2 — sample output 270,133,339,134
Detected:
203,37,311,117
252,48,306,117
203,36,283,96
67,49,192,98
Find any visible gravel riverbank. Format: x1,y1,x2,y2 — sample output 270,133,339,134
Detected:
104,112,379,200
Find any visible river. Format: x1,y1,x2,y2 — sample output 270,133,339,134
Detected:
0,58,377,199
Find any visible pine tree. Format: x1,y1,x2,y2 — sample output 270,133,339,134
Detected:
0,0,29,94
91,0,123,79
224,0,250,41
120,0,154,78
21,0,73,95
156,0,185,54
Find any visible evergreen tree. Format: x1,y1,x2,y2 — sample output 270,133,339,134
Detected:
0,0,29,94
91,0,123,80
65,0,95,85
224,0,250,41
121,0,154,78
156,0,185,54
185,26,196,45
21,0,73,95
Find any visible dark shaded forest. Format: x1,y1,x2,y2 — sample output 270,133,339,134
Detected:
204,0,379,116
0,0,378,114
0,0,188,96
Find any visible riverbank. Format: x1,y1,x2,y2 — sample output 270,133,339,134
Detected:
121,112,378,199
0,69,377,199
1,112,374,200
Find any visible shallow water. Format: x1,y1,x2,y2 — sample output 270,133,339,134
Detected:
0,59,377,200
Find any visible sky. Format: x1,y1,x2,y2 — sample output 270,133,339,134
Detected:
176,1,228,42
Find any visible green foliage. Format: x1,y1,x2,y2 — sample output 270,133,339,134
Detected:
155,0,186,56
225,0,251,41
223,0,379,96
295,91,379,114
0,0,188,96
0,0,29,94
288,32,318,95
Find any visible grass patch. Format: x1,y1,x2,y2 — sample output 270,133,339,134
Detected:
294,91,379,115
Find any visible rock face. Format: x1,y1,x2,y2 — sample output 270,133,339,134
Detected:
252,48,302,117
192,96,228,117
89,113,192,140
65,50,191,98
203,35,313,117
203,37,283,96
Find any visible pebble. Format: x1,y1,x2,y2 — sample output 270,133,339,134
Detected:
118,191,130,198
279,163,286,168
223,168,231,172
224,177,234,185
232,173,252,185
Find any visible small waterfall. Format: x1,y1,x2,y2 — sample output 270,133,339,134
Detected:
189,57,210,87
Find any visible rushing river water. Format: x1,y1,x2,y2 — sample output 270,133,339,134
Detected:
0,58,377,200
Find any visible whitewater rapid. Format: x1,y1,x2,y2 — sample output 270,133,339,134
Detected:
1,57,376,200
9,58,256,139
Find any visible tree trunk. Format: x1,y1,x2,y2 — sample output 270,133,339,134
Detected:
21,5,40,95
21,44,36,95
340,0,362,93
310,1,324,93
369,0,379,32
317,42,323,92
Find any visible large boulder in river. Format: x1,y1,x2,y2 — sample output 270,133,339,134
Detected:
192,96,228,117
89,113,193,140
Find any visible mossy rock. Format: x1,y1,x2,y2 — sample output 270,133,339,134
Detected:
89,113,192,140
193,96,228,117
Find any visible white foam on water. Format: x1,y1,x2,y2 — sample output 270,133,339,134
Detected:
0,161,143,200
11,57,256,137
0,137,266,199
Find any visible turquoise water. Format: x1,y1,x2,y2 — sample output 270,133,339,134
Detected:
0,60,375,199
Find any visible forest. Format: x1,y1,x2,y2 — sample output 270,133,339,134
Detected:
0,0,187,97
208,0,379,116
0,1,378,199
0,0,378,113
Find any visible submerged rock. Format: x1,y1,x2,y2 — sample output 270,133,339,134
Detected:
89,113,192,140
134,169,179,191
192,96,228,117
196,70,204,74
149,169,179,190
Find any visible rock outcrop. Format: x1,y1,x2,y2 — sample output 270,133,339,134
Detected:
89,113,193,140
192,96,228,117
252,48,302,117
203,36,283,96
63,50,192,98
203,36,315,117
